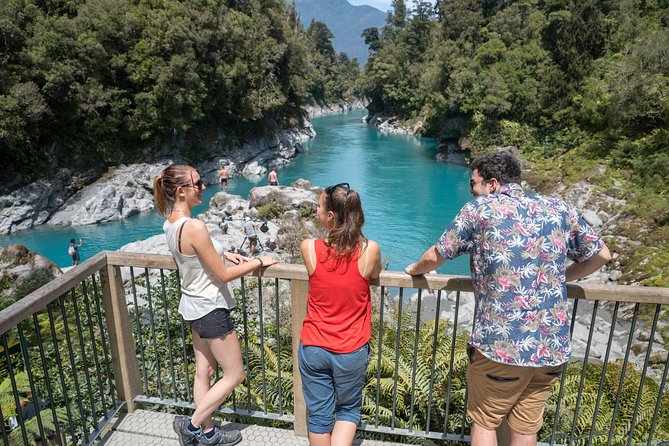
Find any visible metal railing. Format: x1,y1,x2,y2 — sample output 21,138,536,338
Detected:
1,251,668,445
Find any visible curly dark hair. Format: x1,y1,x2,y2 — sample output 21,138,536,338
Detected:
470,150,521,185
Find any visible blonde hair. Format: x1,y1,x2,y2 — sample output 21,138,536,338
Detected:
153,164,195,216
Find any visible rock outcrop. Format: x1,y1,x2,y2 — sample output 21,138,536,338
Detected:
363,112,416,134
0,123,315,235
118,180,321,265
0,244,62,309
306,99,367,117
47,163,168,227
0,169,76,235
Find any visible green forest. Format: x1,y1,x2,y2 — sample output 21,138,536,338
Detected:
361,0,669,286
0,0,359,177
1,0,668,284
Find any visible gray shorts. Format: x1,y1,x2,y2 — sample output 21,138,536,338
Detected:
190,308,235,339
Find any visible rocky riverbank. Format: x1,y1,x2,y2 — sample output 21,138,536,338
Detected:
305,99,367,117
0,123,314,235
116,180,322,281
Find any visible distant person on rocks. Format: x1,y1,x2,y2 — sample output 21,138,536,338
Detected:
405,151,611,446
218,165,229,190
154,164,278,446
299,182,382,446
68,238,83,266
243,217,259,254
268,169,279,186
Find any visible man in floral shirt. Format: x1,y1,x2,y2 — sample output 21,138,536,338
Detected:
405,151,611,445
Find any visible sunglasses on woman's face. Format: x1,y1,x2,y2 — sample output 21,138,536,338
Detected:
325,182,350,204
182,173,204,190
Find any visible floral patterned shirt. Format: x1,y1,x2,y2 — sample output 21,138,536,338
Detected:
435,183,604,367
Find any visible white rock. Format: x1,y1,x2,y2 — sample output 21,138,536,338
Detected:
582,210,603,228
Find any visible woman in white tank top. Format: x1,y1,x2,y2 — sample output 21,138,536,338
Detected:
154,165,278,446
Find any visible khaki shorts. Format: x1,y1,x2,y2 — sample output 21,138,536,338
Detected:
466,348,563,435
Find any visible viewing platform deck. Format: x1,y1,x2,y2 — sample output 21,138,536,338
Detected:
101,409,408,445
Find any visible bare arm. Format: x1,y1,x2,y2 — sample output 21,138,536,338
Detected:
186,219,278,282
366,240,383,279
300,239,316,275
405,245,446,276
566,244,612,282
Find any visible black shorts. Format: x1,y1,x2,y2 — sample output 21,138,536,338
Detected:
190,308,235,339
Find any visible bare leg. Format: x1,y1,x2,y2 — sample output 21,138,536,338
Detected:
191,331,217,431
331,420,357,446
471,422,497,446
308,432,331,446
510,428,537,446
190,331,246,430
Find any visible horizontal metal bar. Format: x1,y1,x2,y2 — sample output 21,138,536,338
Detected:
133,396,295,423
360,423,471,442
82,402,126,446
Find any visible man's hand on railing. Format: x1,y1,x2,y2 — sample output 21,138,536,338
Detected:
405,245,446,275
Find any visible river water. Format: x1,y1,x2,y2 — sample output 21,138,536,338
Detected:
1,110,472,274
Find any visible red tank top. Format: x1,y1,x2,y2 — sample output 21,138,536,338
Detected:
300,239,371,353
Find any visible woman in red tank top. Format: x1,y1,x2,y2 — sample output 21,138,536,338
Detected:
298,183,382,446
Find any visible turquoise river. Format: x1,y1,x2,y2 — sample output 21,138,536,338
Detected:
1,110,473,274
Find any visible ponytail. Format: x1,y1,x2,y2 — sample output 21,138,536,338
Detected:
324,187,366,267
153,175,168,216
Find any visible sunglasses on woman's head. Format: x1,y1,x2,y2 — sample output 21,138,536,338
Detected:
325,182,350,204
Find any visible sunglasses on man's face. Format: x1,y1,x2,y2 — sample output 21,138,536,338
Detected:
325,182,350,205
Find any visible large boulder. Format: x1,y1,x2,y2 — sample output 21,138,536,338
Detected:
208,192,248,218
0,170,75,235
248,185,319,213
47,163,168,227
0,245,62,309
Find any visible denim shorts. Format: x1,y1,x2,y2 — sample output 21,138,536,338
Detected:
189,308,235,339
298,341,370,433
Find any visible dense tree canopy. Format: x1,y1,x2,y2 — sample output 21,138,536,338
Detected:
361,0,669,284
0,0,358,177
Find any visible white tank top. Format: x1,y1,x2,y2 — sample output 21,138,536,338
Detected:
163,217,236,320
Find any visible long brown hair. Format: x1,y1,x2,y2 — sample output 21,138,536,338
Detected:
153,164,194,216
323,185,367,266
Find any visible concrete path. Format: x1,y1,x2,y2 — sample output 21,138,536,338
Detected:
100,409,410,445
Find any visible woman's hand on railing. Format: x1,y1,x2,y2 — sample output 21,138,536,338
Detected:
224,251,250,265
258,255,279,267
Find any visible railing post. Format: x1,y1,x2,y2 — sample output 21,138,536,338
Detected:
100,262,142,412
291,278,309,437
